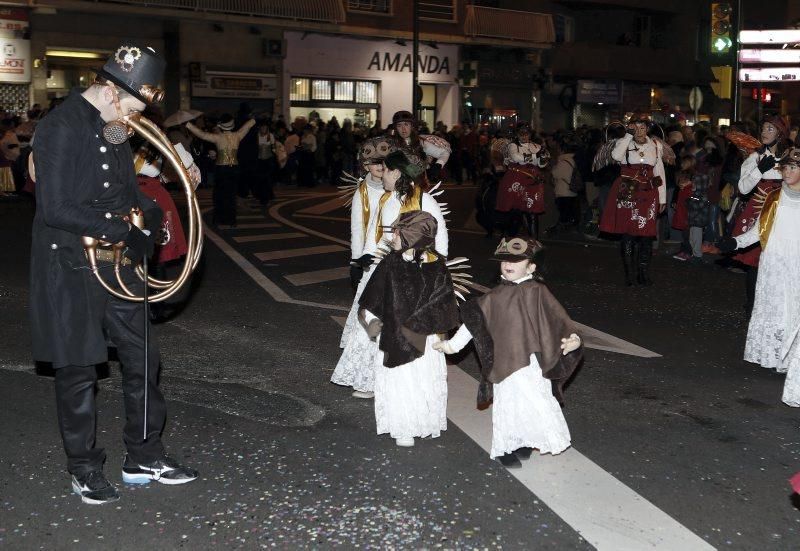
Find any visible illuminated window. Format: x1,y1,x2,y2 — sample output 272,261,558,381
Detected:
290,78,309,101
334,81,354,101
355,81,378,104
312,79,331,100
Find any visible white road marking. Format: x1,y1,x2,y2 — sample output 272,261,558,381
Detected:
255,244,347,262
331,315,347,327
446,366,713,551
233,233,307,244
297,195,349,215
203,225,348,312
285,267,351,286
217,223,280,230
294,213,351,222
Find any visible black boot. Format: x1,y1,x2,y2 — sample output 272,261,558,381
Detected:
497,452,522,469
515,447,534,460
621,238,635,287
637,238,653,286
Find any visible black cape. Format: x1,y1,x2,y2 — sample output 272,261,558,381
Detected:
359,252,460,368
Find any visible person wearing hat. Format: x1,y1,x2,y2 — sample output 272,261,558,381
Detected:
598,111,667,286
186,113,255,226
729,116,789,316
30,44,197,505
390,110,451,183
332,137,396,399
433,238,582,468
379,149,449,258
495,124,548,238
358,211,460,447
717,147,800,406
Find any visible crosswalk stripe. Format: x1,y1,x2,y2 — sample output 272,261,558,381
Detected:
296,195,349,215
284,266,351,286
217,223,280,230
233,233,307,244
294,213,351,223
446,366,712,550
254,244,347,261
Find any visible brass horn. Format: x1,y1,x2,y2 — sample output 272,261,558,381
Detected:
82,113,203,302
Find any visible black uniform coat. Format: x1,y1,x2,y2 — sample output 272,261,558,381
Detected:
30,89,162,368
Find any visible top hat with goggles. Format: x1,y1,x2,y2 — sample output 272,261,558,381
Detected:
491,237,543,262
97,44,166,104
778,147,800,169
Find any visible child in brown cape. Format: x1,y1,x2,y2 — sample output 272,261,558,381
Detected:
358,210,460,447
434,238,583,468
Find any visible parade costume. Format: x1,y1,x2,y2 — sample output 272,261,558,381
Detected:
133,143,198,264
435,238,582,465
725,118,788,315
496,130,548,218
596,114,671,286
390,111,450,184
358,211,460,445
0,130,20,194
333,138,396,396
333,148,450,398
720,148,800,406
30,45,196,505
186,114,255,226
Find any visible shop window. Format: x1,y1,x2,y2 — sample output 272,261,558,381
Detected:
334,81,354,101
312,79,331,101
348,0,391,14
290,78,310,101
355,81,378,104
419,0,455,22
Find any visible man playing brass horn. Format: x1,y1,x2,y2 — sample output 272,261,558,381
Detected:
30,44,197,505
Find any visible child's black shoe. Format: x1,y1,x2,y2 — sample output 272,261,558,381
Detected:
498,452,522,469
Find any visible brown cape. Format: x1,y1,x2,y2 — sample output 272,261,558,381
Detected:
359,252,460,368
461,279,583,402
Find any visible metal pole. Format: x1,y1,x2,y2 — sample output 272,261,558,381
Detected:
412,0,420,116
732,0,743,121
142,254,149,441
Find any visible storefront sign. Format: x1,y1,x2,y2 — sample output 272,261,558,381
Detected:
285,32,457,86
0,37,29,83
192,71,277,99
739,67,800,82
576,80,622,104
366,51,450,75
0,8,28,34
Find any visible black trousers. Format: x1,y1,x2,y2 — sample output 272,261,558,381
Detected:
213,165,239,225
55,291,166,476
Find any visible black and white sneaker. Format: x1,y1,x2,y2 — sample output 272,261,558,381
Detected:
71,470,120,505
122,455,199,485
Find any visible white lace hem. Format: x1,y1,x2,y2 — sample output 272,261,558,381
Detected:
490,360,571,459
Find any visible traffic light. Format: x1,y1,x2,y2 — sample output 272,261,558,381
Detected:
710,3,733,54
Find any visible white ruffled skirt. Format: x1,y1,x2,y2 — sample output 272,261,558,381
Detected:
331,266,378,393
374,334,448,440
490,356,571,458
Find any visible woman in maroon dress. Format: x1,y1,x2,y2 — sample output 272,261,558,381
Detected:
495,125,548,238
598,113,667,286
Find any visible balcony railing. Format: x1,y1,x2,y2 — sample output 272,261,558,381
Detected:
78,0,346,23
464,5,555,45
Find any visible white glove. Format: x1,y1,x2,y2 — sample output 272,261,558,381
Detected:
432,340,456,355
560,333,581,355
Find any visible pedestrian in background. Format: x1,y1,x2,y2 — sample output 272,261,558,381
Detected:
187,113,255,226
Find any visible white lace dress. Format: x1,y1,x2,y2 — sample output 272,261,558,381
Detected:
373,334,448,440
736,187,800,406
331,265,378,393
490,356,571,458
446,310,571,458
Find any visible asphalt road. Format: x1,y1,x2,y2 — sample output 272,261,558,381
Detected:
1,184,799,550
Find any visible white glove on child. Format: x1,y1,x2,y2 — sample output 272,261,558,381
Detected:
560,333,581,355
432,340,456,355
